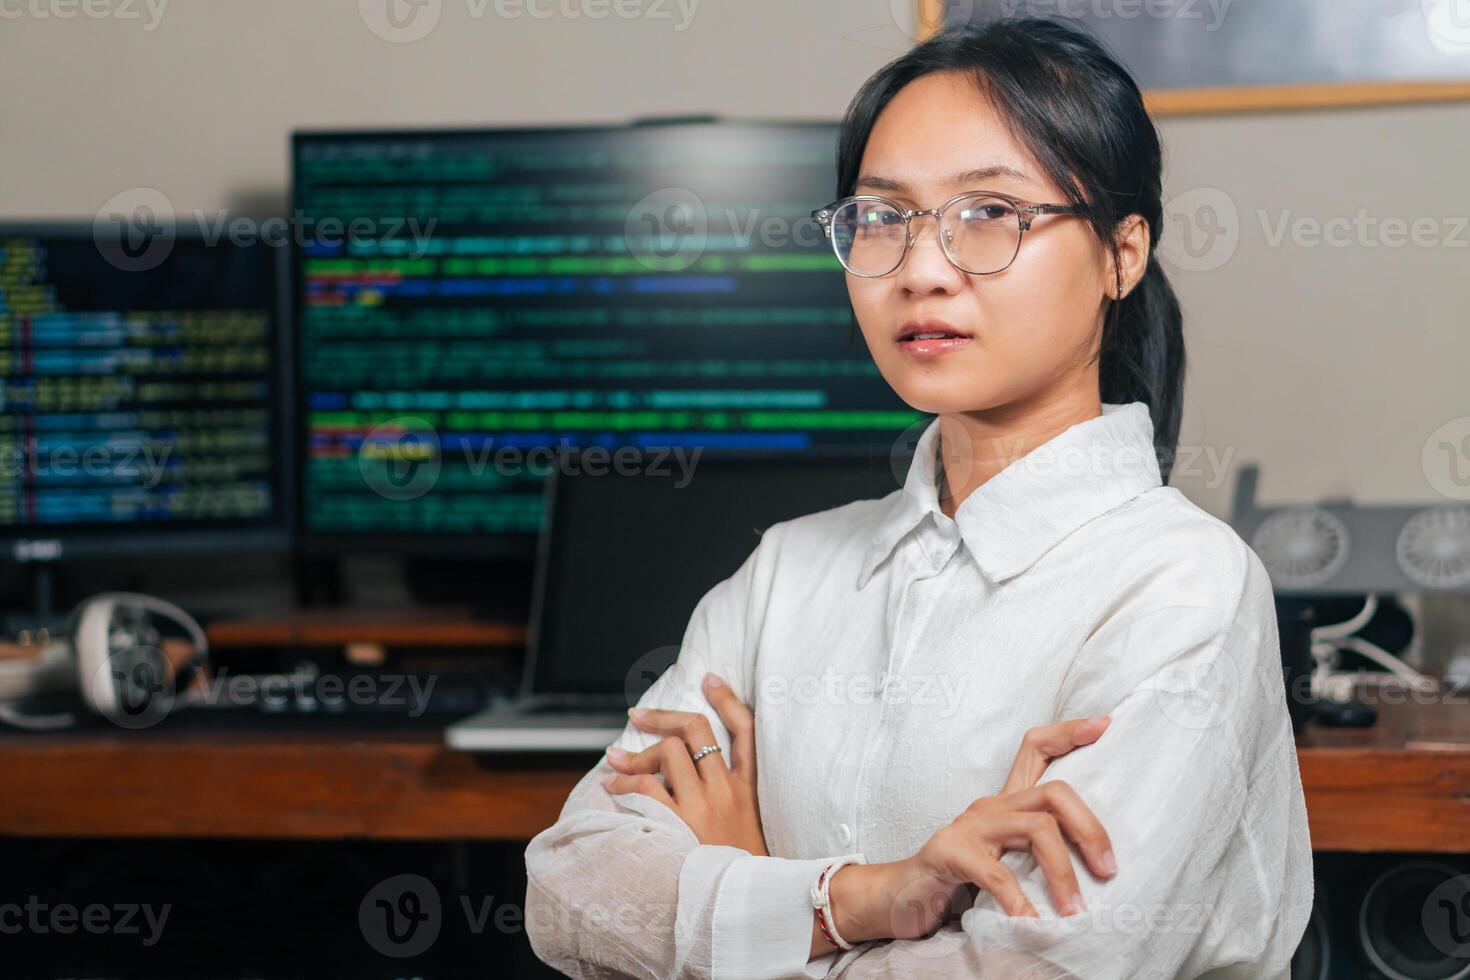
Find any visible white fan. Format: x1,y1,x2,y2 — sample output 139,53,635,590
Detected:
1396,507,1470,590
1251,506,1351,590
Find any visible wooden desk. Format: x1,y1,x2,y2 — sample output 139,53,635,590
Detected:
1296,697,1470,852
1,701,1466,851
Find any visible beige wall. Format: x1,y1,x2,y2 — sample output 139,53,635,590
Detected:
3,0,1466,521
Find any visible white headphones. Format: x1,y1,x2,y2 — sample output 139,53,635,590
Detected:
0,592,209,730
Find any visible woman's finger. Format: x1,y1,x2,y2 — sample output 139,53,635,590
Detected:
1000,715,1110,796
945,847,1037,919
701,673,756,783
1007,781,1117,880
985,810,1084,917
600,771,676,811
607,736,703,802
629,707,726,777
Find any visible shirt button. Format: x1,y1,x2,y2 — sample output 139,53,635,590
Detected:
838,823,852,846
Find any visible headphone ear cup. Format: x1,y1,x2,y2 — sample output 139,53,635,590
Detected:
74,598,118,716
73,597,178,728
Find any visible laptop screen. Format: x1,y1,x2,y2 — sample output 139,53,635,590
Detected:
527,454,903,699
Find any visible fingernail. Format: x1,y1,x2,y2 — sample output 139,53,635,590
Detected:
600,775,616,789
703,673,722,688
1065,893,1086,916
607,747,628,762
628,708,645,721
1101,851,1117,876
1087,715,1108,727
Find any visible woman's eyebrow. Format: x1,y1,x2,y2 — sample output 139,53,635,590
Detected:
952,165,1032,185
854,165,1033,194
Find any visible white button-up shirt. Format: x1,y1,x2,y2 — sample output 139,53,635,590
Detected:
525,401,1313,980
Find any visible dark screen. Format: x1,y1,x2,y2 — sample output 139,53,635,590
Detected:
529,455,902,697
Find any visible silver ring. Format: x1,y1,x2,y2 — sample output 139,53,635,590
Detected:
690,744,722,763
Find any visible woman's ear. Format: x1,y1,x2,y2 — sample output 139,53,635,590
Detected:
1108,214,1151,300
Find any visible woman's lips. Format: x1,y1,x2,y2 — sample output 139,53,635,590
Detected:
899,336,972,356
896,322,973,357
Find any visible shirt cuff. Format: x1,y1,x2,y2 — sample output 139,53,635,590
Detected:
707,850,867,980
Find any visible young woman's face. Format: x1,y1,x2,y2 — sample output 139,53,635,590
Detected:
846,71,1113,416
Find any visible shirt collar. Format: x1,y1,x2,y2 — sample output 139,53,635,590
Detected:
857,401,1163,589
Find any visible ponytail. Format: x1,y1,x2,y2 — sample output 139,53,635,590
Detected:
1101,252,1185,483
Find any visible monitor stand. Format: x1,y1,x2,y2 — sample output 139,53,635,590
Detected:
4,560,68,641
403,558,533,622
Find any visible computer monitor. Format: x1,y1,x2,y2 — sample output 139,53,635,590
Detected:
526,454,902,700
0,225,289,561
292,121,919,558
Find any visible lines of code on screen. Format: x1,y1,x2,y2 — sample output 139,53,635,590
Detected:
0,235,278,539
294,125,918,543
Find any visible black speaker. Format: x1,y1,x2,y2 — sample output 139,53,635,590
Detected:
1294,854,1470,980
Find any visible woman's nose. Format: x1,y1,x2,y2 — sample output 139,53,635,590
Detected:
896,213,964,295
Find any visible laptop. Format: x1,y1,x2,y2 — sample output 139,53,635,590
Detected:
445,453,899,751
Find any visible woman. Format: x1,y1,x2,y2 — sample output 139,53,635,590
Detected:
525,17,1312,980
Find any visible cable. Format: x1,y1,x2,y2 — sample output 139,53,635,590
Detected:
1337,636,1437,694
1311,595,1378,641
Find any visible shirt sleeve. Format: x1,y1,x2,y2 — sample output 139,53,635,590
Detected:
833,530,1314,980
524,523,868,980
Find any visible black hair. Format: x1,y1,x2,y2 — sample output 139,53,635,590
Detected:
836,16,1184,483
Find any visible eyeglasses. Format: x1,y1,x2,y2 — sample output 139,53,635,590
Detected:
810,190,1090,278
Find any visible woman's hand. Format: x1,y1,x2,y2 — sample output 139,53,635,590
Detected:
823,716,1117,951
601,672,767,856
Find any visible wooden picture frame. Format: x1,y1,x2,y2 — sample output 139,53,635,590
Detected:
916,0,1470,117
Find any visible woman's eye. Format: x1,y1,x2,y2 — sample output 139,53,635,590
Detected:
852,209,902,233
959,204,1009,222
